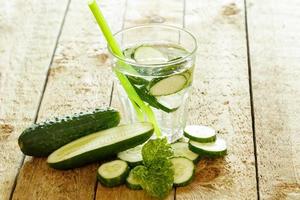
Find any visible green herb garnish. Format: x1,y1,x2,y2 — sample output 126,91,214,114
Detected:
132,138,174,199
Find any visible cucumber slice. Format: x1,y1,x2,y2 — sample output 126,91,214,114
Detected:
47,122,154,169
171,157,195,187
117,145,143,167
172,142,200,164
184,125,216,143
134,85,177,113
149,75,187,96
134,46,168,64
126,169,142,190
189,137,227,157
97,160,130,187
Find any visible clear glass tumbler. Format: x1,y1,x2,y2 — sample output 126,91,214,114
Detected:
109,25,197,142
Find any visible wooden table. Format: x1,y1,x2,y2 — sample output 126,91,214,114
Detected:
1,0,299,199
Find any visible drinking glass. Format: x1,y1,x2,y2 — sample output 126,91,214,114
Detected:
109,24,197,142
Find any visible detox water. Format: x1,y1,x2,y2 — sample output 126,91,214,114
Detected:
115,43,195,142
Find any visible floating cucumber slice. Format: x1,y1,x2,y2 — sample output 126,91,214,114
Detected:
184,125,216,143
97,160,130,187
134,46,168,64
189,137,227,157
171,157,195,187
172,142,200,164
133,85,177,113
126,169,142,190
149,75,187,96
117,145,143,167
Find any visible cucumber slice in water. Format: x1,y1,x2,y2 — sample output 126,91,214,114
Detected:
134,85,177,113
134,46,168,64
171,157,195,187
189,137,227,157
117,145,143,167
172,142,200,164
97,160,130,187
126,169,142,190
47,122,154,169
184,125,216,143
149,75,187,96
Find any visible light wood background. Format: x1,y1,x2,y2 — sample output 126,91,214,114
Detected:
0,0,299,199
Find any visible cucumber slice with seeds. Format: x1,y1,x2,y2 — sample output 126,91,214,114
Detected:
126,169,142,190
171,157,195,187
134,46,168,64
117,145,143,167
172,142,200,164
184,125,216,143
189,137,227,157
97,160,129,187
149,75,187,96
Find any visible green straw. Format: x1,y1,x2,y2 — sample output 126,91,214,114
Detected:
88,0,161,136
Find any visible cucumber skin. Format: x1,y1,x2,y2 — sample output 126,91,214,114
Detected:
18,108,120,157
125,160,143,168
183,132,216,143
47,128,154,170
97,164,130,187
188,143,227,158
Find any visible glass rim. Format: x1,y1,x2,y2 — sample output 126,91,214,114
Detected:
107,24,197,67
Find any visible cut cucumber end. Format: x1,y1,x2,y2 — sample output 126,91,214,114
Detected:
47,122,154,169
171,142,200,164
97,160,130,187
134,46,168,64
126,170,142,190
171,157,195,187
188,137,227,157
184,125,216,143
149,75,187,96
117,145,143,167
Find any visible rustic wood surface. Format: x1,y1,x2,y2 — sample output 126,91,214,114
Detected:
0,0,299,199
247,0,300,199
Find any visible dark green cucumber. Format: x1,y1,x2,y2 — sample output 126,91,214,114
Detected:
18,108,120,157
97,160,130,187
47,122,154,170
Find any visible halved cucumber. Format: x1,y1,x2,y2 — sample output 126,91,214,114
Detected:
171,157,195,187
47,122,154,169
189,137,227,157
117,145,143,167
149,75,187,96
97,160,129,187
126,169,142,190
184,125,216,143
134,46,168,64
171,142,200,164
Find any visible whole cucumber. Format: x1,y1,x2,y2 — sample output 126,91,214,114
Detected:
18,108,120,157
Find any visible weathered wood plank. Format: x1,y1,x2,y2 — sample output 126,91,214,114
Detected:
176,0,257,199
11,0,126,199
96,0,184,199
0,0,69,199
247,0,300,199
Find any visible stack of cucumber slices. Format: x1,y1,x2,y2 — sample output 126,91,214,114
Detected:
184,125,228,157
97,125,227,189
